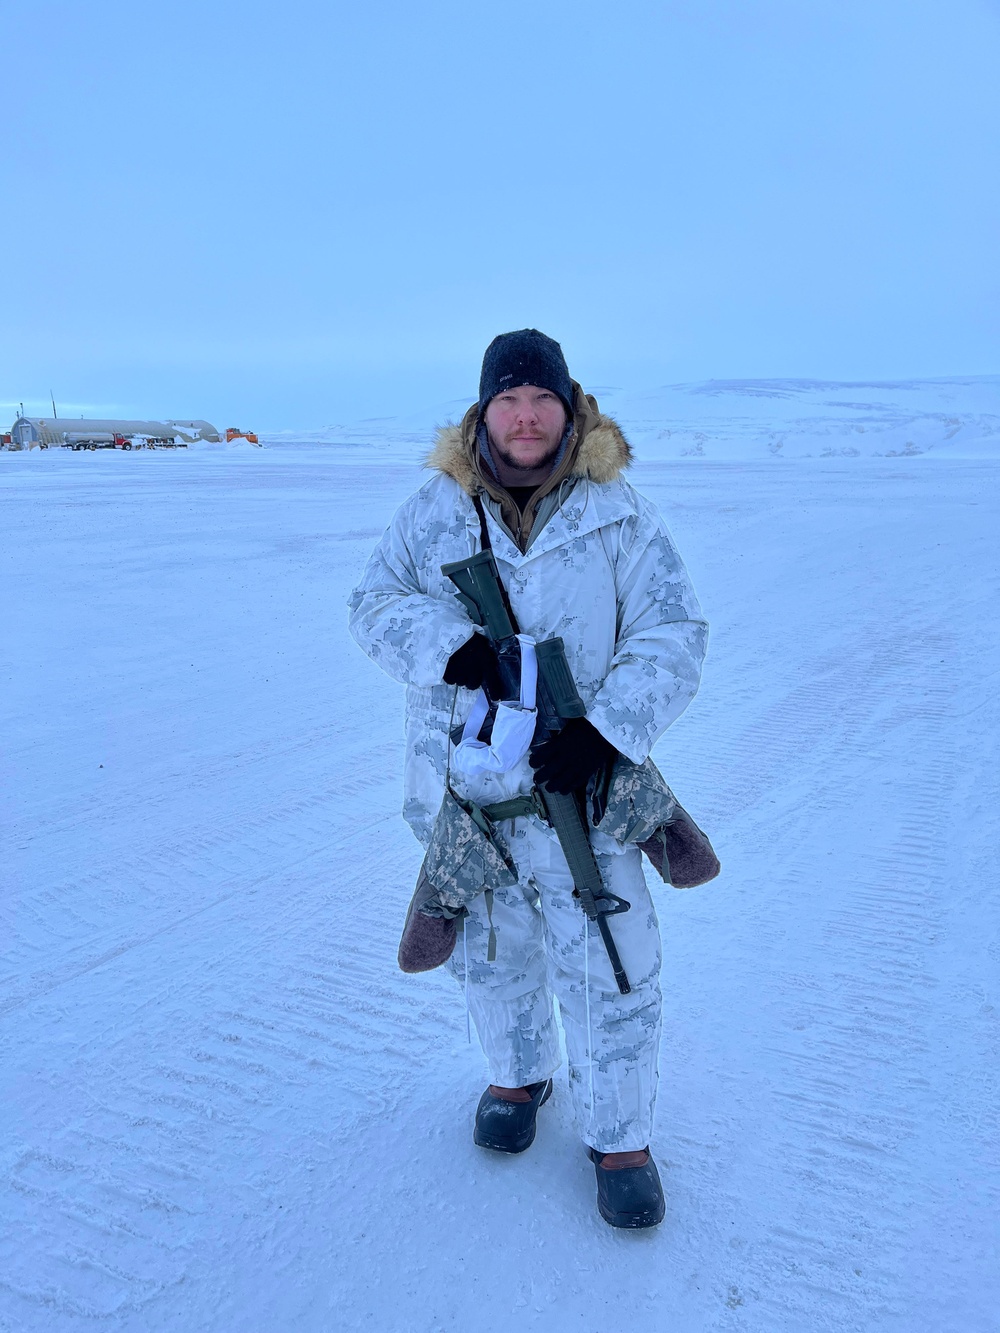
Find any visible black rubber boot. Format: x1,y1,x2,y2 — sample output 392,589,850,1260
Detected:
473,1080,553,1153
588,1147,666,1229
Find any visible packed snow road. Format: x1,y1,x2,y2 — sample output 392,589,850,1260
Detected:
2,445,997,1332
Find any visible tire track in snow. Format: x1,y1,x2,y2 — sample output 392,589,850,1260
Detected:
2,738,404,1013
656,593,979,1326
1,819,444,1327
5,456,996,1331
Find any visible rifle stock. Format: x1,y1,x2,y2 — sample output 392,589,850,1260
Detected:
441,550,514,637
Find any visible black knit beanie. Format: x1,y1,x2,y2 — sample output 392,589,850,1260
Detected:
477,329,574,418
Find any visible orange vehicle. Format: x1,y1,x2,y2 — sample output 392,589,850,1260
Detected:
226,427,259,444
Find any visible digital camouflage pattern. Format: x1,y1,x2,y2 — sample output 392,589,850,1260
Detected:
402,755,719,971
348,394,709,1153
348,404,708,848
417,790,517,917
591,756,680,845
449,816,662,1153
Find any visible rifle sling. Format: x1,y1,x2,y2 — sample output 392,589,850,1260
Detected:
473,493,520,634
477,790,549,825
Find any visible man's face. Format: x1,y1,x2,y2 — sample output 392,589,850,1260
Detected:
483,385,568,475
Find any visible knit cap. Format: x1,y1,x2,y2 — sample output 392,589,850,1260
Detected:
478,329,573,418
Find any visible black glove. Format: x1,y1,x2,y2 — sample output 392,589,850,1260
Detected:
529,718,618,795
443,634,503,697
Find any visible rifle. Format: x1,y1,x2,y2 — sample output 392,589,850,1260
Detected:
441,548,632,995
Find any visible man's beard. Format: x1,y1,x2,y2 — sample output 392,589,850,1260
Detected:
487,427,563,473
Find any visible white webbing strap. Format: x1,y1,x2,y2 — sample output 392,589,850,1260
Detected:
453,636,538,776
463,922,471,1044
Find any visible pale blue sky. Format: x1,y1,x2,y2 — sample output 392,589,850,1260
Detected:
2,0,998,429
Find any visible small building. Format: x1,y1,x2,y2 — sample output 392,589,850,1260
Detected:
6,417,221,449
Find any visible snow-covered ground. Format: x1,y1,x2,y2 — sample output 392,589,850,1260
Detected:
2,422,998,1331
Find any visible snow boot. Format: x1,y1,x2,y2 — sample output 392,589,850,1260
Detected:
474,1080,553,1153
588,1147,665,1229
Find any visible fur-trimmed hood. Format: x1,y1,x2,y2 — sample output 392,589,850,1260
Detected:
425,381,633,498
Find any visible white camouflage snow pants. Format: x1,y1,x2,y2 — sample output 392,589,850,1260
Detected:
447,815,662,1153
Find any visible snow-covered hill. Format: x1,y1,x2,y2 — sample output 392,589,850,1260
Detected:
607,375,1000,458
264,375,1000,460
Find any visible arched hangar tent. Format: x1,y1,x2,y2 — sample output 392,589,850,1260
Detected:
8,418,221,448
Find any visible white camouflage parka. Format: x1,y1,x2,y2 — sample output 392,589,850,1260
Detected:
348,385,709,847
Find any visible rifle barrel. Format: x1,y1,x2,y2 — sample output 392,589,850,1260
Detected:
539,788,632,995
595,914,631,995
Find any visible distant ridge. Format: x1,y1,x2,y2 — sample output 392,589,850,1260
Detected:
263,375,1000,459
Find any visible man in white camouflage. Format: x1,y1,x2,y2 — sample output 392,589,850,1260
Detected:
349,329,708,1228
